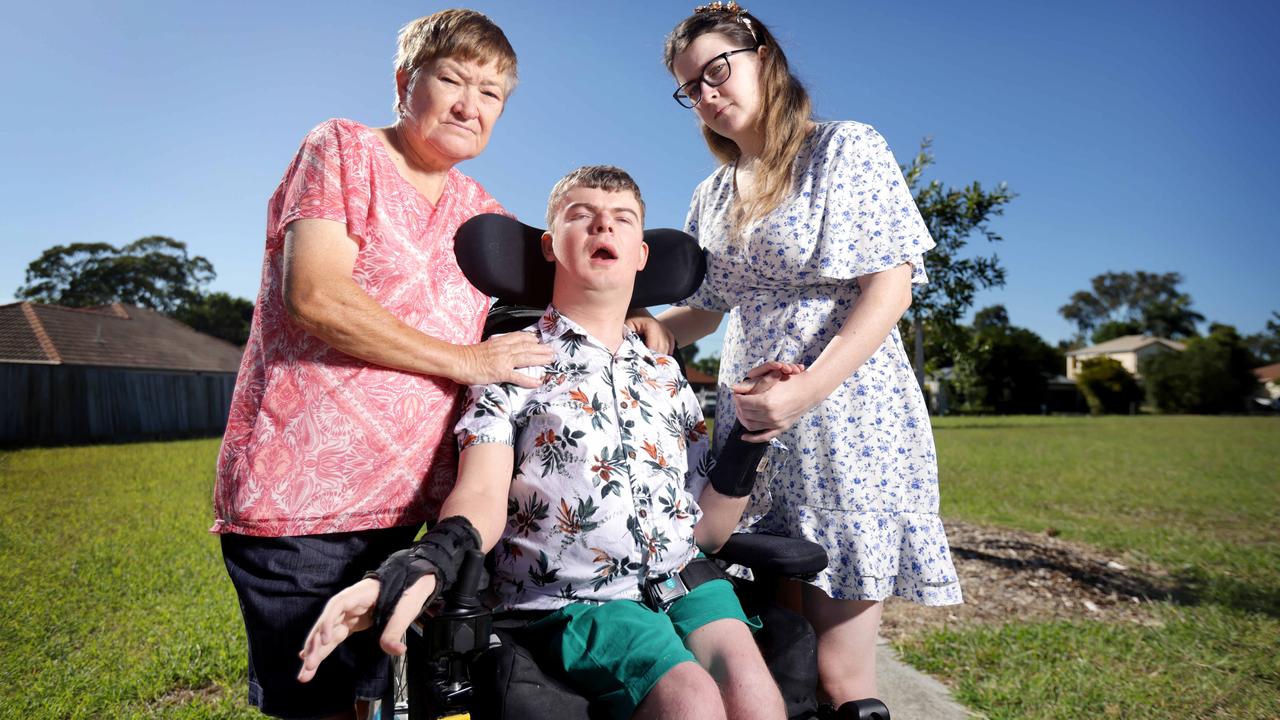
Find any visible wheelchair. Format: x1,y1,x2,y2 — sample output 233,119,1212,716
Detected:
381,214,889,720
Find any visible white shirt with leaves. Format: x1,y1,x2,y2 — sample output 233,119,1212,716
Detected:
455,306,713,611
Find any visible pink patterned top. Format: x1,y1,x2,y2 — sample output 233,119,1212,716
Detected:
212,118,505,537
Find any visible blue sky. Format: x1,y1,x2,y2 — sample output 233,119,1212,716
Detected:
3,1,1277,358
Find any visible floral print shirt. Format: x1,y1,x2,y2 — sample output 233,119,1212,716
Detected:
455,306,712,611
213,118,505,537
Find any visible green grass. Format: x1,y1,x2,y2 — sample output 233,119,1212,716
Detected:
899,415,1280,719
0,440,254,719
1,417,1276,717
933,415,1279,614
899,604,1280,719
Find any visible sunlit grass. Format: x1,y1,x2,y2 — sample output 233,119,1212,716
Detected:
909,415,1280,718
1,416,1276,717
0,440,253,719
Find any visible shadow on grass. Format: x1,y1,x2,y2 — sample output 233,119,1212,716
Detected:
952,541,1178,602
1167,567,1280,619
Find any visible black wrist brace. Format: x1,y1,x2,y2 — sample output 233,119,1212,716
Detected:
364,515,481,633
708,421,770,497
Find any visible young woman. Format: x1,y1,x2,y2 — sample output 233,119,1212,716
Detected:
639,3,963,712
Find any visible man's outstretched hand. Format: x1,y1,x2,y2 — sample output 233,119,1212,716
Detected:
297,575,438,682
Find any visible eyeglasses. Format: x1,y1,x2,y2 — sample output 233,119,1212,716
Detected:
672,47,758,109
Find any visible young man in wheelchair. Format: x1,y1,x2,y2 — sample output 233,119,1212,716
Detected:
299,166,790,719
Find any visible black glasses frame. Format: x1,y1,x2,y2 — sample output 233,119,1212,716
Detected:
672,46,759,109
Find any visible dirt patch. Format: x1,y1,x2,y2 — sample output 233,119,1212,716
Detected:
148,682,228,711
881,520,1176,641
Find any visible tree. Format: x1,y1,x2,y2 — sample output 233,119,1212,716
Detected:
1074,357,1142,415
972,305,1010,331
1090,319,1143,345
677,341,699,365
172,292,255,346
951,305,1062,413
896,316,959,377
17,236,255,345
1059,271,1204,341
691,355,721,378
1244,311,1280,364
1141,324,1258,414
900,139,1016,385
18,236,215,314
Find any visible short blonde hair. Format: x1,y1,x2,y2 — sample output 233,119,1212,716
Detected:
394,9,518,110
545,166,646,228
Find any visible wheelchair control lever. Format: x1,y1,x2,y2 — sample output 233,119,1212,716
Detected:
443,549,485,613
708,421,770,497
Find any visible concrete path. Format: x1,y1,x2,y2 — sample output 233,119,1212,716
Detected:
875,637,975,719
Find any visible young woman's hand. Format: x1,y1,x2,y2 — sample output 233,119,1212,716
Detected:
625,315,676,355
297,574,438,682
731,361,815,442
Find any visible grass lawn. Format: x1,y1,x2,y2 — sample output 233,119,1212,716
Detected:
0,416,1276,717
897,415,1280,719
0,440,254,719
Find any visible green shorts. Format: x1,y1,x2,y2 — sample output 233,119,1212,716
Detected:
523,578,758,718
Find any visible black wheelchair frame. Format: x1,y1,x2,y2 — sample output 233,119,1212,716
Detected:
378,215,890,720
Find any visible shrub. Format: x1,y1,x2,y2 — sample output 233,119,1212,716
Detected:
1141,326,1257,413
1074,357,1142,415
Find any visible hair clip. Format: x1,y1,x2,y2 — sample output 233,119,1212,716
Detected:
694,1,741,12
693,2,757,41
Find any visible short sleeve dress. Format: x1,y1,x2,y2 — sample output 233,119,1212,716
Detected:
679,121,962,605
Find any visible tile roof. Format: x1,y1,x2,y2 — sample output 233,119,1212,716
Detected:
684,366,716,386
1253,363,1280,383
0,302,243,372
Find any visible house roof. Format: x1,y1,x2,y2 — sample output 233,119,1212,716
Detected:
1254,363,1280,383
1066,334,1186,356
684,366,716,386
0,301,243,372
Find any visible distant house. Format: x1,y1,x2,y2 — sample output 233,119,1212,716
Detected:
684,365,718,417
0,302,243,446
1064,334,1185,380
1253,363,1280,408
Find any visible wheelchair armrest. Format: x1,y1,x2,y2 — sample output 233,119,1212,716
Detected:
710,532,828,577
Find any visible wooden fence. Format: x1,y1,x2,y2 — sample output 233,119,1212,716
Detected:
1,364,236,446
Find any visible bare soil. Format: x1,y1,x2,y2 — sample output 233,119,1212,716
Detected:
881,520,1176,641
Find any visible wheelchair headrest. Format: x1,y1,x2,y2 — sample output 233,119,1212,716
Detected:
454,214,706,308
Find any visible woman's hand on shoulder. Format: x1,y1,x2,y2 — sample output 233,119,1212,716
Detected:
731,361,815,441
625,315,676,355
456,333,556,388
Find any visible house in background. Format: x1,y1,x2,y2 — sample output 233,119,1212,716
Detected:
0,302,243,446
1064,334,1185,380
1253,363,1280,410
684,365,718,417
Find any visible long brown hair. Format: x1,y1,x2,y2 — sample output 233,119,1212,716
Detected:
664,9,812,227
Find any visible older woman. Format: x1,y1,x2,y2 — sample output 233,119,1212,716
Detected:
211,10,551,719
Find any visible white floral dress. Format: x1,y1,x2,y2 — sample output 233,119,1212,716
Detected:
678,121,962,605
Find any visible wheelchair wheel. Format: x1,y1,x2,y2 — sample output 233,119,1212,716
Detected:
378,642,410,720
